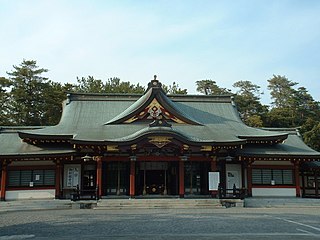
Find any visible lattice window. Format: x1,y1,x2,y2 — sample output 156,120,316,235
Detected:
252,168,294,185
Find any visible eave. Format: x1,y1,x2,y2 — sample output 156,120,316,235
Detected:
18,131,73,144
239,155,320,162
238,133,288,144
0,151,75,161
70,127,246,147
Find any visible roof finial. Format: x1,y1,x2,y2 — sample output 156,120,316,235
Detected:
147,74,162,90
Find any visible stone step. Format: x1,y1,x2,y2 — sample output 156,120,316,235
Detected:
95,199,227,209
0,200,72,212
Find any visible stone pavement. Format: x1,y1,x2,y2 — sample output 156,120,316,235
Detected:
1,206,320,239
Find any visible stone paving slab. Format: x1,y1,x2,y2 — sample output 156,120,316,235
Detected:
1,207,320,239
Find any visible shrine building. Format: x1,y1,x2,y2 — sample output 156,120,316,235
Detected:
1,76,320,201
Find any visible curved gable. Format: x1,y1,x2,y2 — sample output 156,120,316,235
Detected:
105,77,202,125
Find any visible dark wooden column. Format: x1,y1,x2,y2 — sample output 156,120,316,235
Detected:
0,161,7,201
315,173,319,198
129,160,136,197
211,157,217,171
247,162,253,197
241,162,246,189
301,171,306,197
294,161,301,197
96,157,103,198
104,161,108,196
179,161,185,198
55,160,61,199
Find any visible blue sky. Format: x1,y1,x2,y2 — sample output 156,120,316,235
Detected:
0,0,319,104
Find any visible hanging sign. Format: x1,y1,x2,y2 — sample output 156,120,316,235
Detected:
64,165,81,188
208,172,220,191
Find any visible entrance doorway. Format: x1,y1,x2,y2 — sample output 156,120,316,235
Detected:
145,170,165,194
137,162,178,196
184,162,210,195
104,162,130,196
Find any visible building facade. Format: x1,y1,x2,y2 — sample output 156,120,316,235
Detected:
1,77,320,200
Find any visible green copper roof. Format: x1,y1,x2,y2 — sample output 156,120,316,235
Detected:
0,128,75,158
238,130,320,159
17,90,287,145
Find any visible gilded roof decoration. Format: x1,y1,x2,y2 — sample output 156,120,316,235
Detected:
148,136,172,148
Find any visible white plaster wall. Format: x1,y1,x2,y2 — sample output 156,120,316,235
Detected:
226,164,242,172
226,164,242,188
252,188,296,197
5,189,55,200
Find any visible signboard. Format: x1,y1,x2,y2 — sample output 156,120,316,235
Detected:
208,172,220,191
64,164,81,188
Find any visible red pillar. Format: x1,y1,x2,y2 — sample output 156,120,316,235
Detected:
1,162,7,201
179,161,185,198
294,162,301,197
247,163,253,197
96,157,103,198
130,161,135,197
55,161,61,199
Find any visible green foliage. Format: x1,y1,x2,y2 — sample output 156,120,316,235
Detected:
75,76,145,94
162,82,187,94
300,118,319,134
267,75,297,108
76,76,106,93
265,108,294,128
303,122,320,151
266,74,320,128
105,77,145,94
2,60,75,126
244,115,264,127
6,60,51,125
232,80,268,127
0,77,11,125
293,87,320,124
196,79,231,95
